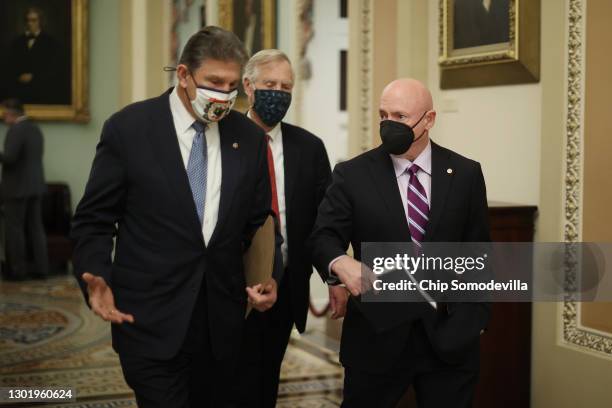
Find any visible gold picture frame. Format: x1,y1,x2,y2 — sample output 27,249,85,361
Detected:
563,0,612,355
439,0,540,89
218,0,276,110
0,0,89,122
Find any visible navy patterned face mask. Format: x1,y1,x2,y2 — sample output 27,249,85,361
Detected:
252,89,292,127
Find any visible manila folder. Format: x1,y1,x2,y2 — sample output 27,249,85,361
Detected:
243,215,275,317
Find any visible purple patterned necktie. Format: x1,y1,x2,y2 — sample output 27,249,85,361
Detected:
407,164,429,246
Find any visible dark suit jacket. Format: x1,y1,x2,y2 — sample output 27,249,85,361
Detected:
279,122,331,332
8,32,67,104
71,90,277,361
0,119,46,199
310,142,491,373
454,0,510,49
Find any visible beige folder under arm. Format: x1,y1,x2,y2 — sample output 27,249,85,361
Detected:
243,215,275,317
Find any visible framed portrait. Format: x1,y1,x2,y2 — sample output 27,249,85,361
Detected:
439,0,540,89
218,0,277,110
0,0,89,122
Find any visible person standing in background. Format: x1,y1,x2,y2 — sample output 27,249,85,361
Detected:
231,49,343,407
0,98,48,280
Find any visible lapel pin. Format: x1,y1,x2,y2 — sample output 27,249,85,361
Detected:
447,168,453,174
232,142,239,149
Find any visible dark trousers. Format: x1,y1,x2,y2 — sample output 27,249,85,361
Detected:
118,284,232,408
230,273,294,407
341,322,479,408
4,196,48,278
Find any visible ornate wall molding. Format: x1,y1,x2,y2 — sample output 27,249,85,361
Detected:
562,0,612,355
292,0,312,126
358,0,373,152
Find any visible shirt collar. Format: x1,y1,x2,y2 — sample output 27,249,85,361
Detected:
267,121,282,141
170,86,198,134
15,115,28,124
390,140,432,178
247,110,282,141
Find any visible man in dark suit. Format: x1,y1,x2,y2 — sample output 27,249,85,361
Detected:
310,79,490,408
230,49,337,407
71,27,281,408
454,0,510,49
7,7,66,104
0,98,48,280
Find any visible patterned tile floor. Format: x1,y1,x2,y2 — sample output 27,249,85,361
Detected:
0,277,342,407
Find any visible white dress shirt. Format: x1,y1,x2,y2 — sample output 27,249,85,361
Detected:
247,112,288,266
25,30,40,49
169,87,221,244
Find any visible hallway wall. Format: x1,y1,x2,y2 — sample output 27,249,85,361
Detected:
424,0,542,206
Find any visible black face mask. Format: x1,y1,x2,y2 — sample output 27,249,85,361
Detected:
252,89,292,127
379,112,427,155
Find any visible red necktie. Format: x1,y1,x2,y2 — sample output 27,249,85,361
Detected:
266,135,280,227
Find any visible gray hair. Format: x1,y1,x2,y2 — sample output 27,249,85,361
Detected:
179,26,248,72
243,49,293,83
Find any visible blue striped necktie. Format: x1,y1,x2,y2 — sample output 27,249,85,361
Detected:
187,121,207,224
406,164,429,246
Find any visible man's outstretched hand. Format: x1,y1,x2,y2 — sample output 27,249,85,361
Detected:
82,272,135,324
246,278,278,312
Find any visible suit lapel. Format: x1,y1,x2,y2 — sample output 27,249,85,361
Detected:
281,123,301,222
209,117,242,245
367,147,410,234
424,142,453,241
148,90,204,245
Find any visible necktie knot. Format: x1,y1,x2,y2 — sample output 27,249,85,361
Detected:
407,164,421,176
192,121,206,134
